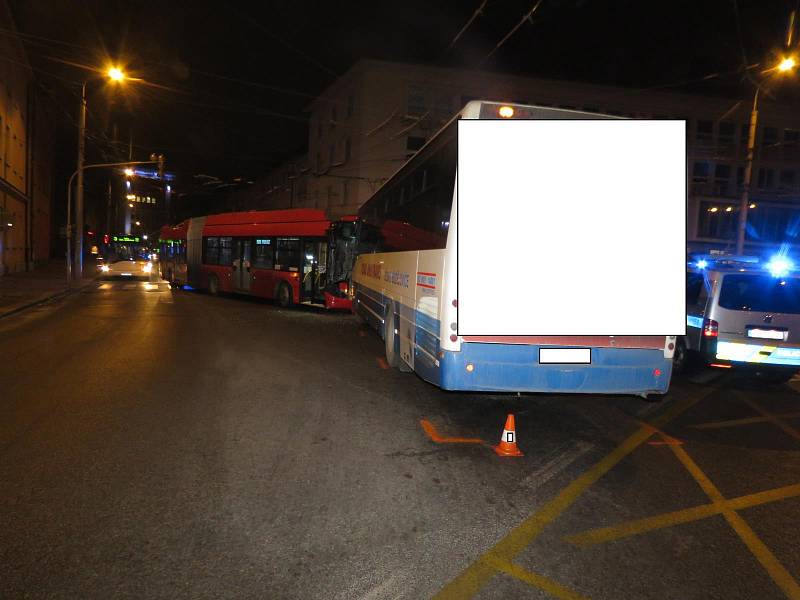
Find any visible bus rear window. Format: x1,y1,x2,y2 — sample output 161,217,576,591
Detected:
718,274,800,314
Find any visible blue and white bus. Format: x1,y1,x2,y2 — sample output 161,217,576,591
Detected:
351,101,676,397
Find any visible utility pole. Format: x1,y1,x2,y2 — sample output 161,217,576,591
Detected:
74,83,87,279
735,88,759,255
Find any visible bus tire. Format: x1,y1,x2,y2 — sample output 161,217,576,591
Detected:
672,338,690,375
277,282,293,308
384,306,400,369
208,274,220,296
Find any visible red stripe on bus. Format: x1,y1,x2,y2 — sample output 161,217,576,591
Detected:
416,272,437,276
417,283,436,289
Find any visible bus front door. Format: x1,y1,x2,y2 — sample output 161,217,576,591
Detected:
301,239,327,303
234,238,252,292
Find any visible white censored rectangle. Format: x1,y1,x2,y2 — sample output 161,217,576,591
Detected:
457,119,686,336
539,348,592,364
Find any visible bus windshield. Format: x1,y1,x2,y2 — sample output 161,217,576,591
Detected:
719,274,800,314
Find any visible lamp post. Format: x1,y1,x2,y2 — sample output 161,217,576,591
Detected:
72,66,126,280
735,56,797,254
66,159,159,287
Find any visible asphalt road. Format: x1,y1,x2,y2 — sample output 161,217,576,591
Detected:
2,277,799,599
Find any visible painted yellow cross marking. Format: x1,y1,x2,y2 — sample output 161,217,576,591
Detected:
565,432,800,600
433,388,715,600
690,394,800,442
482,555,591,600
565,482,800,546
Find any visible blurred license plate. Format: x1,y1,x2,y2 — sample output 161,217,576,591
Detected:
747,328,786,340
539,348,591,364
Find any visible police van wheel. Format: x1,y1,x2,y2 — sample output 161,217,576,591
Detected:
208,274,220,296
384,307,400,369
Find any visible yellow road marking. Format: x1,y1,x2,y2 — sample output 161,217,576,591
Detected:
482,555,592,600
433,388,715,600
691,412,800,431
565,482,800,547
740,398,800,442
669,440,800,599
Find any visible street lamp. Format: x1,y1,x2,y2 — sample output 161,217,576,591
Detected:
735,54,797,254
72,65,126,281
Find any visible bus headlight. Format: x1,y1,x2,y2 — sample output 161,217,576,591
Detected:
142,262,153,273
100,265,110,273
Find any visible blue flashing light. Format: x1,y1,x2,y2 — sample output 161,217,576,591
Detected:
696,259,708,269
766,256,794,277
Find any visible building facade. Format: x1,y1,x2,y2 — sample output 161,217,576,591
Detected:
0,0,54,275
257,59,800,253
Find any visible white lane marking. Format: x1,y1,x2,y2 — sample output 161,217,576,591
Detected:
355,574,408,600
520,440,595,490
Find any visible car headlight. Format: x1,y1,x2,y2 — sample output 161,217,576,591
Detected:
101,265,110,272
142,262,152,273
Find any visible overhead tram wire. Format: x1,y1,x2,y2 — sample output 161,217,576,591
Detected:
228,6,338,79
477,0,544,67
442,0,489,56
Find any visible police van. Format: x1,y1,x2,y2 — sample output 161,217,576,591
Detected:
678,253,800,382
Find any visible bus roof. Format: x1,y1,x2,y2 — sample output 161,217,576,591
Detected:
159,209,332,241
204,209,327,226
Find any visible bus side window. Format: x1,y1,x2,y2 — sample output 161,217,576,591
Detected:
276,237,301,269
253,238,274,269
219,237,233,266
204,237,219,265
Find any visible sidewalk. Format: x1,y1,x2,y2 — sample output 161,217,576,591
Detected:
0,259,97,318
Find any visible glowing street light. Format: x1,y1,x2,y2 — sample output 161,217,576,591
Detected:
135,221,141,226
107,66,126,82
778,56,797,72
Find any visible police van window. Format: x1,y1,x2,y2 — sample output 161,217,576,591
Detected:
253,238,274,269
204,237,219,265
719,274,800,314
686,272,705,305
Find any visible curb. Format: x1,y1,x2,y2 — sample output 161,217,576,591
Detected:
0,279,98,320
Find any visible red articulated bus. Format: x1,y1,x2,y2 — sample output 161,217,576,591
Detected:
158,209,352,309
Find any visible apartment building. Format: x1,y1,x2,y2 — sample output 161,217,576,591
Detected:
0,1,55,275
257,59,800,251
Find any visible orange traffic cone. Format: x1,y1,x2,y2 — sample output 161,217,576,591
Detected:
494,414,524,457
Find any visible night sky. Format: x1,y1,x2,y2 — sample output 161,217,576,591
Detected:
8,0,800,181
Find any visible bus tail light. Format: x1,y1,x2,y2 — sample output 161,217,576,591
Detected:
703,319,719,338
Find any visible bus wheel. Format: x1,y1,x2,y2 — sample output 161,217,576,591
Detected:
208,274,220,296
277,283,293,308
384,306,400,368
672,338,689,375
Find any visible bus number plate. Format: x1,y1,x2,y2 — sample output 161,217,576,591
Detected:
539,348,591,364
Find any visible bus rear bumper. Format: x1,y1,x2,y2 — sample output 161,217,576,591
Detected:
430,343,672,395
